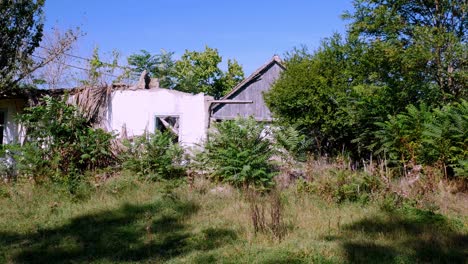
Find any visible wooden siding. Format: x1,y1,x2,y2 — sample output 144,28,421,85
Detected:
212,62,283,121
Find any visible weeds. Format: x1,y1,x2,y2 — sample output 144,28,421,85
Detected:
300,166,382,204
246,189,267,234
245,188,287,241
269,189,286,240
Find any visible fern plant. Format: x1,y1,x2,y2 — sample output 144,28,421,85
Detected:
273,124,310,163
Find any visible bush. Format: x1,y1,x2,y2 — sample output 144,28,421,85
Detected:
374,103,432,167
13,96,116,190
197,117,285,239
122,131,185,180
375,100,468,178
332,170,381,203
422,101,468,178
199,117,276,190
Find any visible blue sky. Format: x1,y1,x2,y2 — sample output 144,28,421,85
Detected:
43,0,353,75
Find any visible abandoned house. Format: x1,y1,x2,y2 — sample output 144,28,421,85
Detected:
211,55,284,122
68,76,214,148
0,56,283,148
105,84,212,148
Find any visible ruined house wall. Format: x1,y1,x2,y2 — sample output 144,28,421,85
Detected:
107,88,210,148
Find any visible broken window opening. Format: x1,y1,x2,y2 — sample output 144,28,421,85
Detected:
155,115,179,142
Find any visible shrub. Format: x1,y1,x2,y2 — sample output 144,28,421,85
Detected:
200,117,276,190
375,100,468,178
122,131,185,180
13,96,116,190
422,101,468,178
374,103,432,167
197,117,280,237
331,170,381,203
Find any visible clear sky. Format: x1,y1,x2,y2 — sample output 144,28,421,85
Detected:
43,0,353,75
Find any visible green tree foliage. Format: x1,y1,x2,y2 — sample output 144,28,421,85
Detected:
127,46,244,98
127,49,176,88
14,96,115,189
81,47,125,86
200,117,276,190
0,0,45,89
264,35,360,155
174,46,244,98
213,59,245,98
344,0,468,100
122,131,185,180
266,0,467,160
173,46,223,96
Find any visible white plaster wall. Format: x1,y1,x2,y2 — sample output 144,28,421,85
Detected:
0,99,26,144
108,88,209,148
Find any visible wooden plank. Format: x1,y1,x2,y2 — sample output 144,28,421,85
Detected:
210,100,253,104
158,117,179,135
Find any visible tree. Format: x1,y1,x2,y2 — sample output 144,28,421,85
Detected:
1,0,81,90
266,0,467,158
346,0,468,154
214,59,244,98
79,46,120,86
264,35,361,156
127,49,176,88
0,0,45,89
344,0,468,100
128,46,244,98
173,46,244,98
30,27,83,89
173,46,223,96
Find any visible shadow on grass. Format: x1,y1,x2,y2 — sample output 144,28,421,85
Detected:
327,207,467,264
0,196,237,263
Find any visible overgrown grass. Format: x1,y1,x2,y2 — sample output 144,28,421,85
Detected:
0,173,466,263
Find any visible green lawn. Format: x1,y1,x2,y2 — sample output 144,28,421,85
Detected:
0,174,466,263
